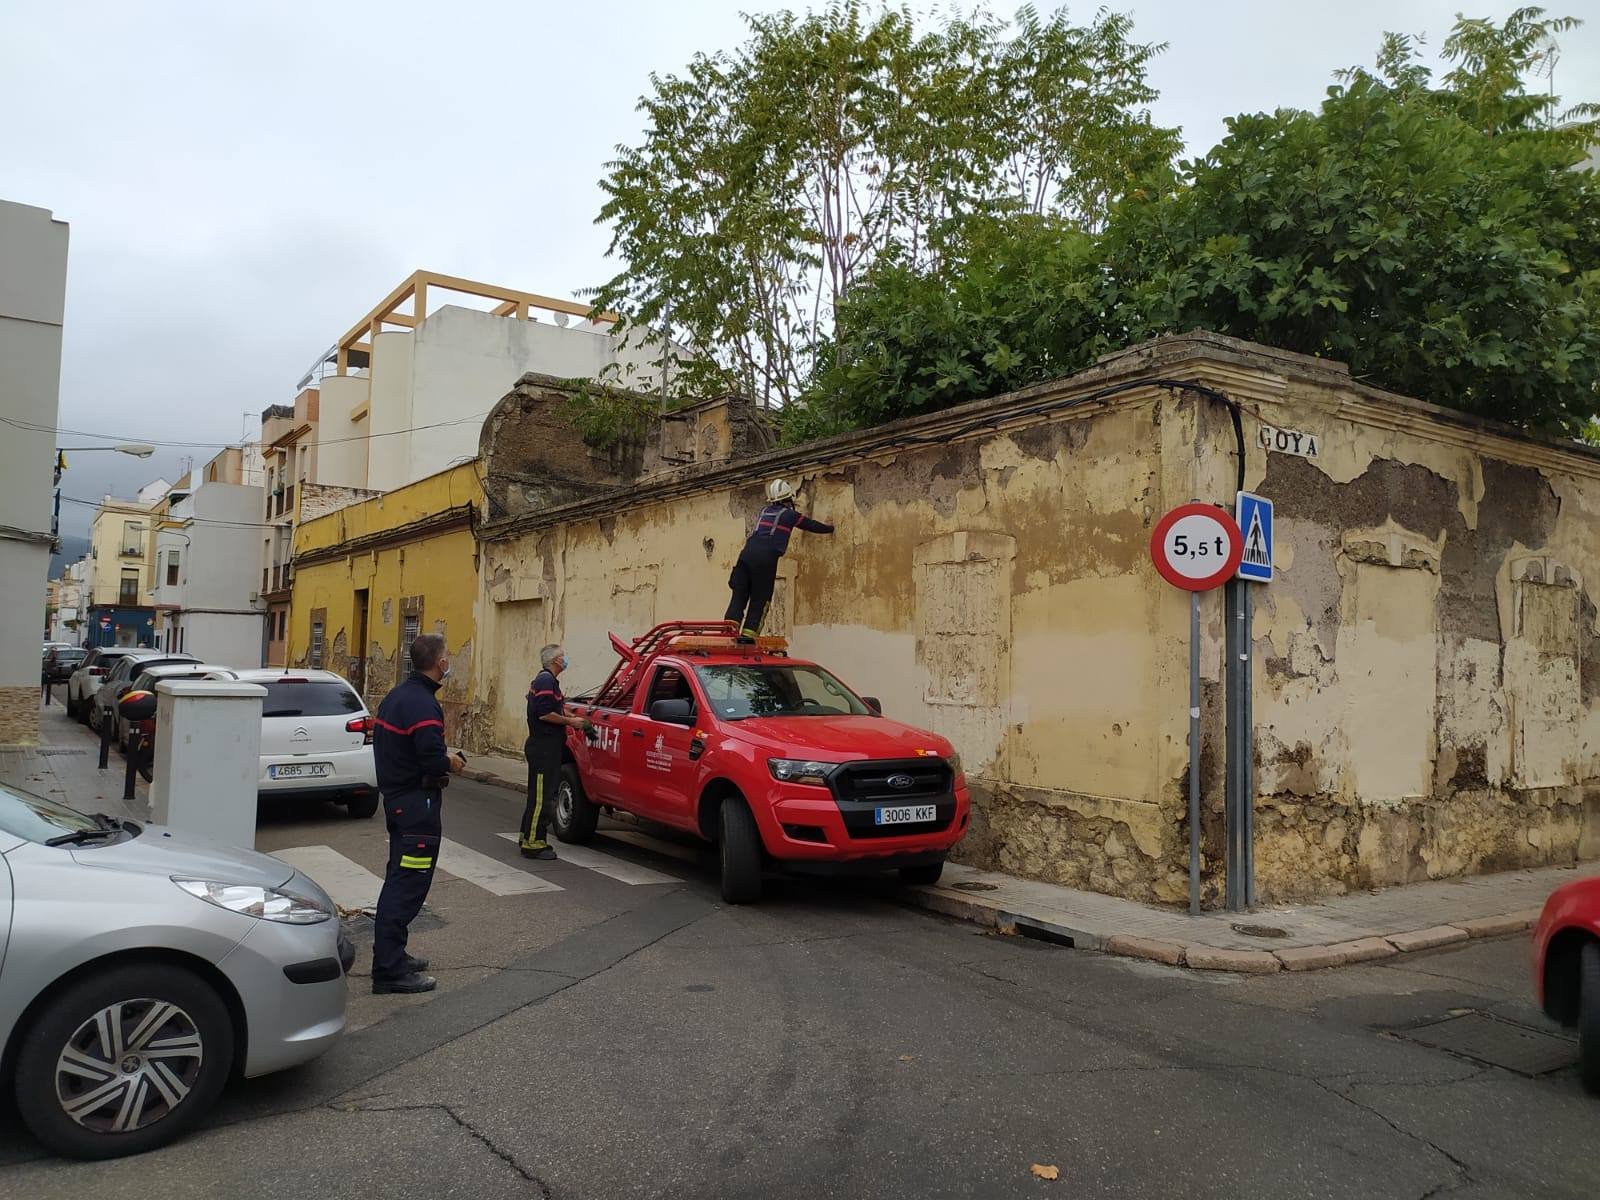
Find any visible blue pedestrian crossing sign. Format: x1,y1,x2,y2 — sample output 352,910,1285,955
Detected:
1235,491,1273,583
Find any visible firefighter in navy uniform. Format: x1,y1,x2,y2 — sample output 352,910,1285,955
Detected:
521,643,593,860
370,633,465,995
725,478,833,638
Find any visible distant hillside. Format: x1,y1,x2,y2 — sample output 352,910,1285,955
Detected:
51,534,89,578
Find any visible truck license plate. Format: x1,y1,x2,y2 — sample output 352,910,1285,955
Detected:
270,763,332,780
874,804,936,826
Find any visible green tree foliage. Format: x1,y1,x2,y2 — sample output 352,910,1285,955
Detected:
590,2,1175,414
800,7,1600,441
787,214,1111,442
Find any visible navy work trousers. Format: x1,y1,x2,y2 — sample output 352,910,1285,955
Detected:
372,787,442,980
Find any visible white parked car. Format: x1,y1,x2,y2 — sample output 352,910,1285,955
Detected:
66,647,161,724
234,670,379,818
0,782,350,1159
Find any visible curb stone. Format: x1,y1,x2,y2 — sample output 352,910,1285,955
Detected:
1384,925,1469,953
1182,945,1280,974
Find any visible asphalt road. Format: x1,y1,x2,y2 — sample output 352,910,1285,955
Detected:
4,774,1597,1199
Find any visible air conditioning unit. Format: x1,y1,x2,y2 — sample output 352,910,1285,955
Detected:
249,591,260,602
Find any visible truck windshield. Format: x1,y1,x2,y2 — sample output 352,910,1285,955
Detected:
694,664,870,719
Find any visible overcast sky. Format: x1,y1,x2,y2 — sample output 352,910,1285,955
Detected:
5,1,1597,539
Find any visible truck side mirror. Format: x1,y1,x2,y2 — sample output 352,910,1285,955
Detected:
862,696,882,715
649,698,697,727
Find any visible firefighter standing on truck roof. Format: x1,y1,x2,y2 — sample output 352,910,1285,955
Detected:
522,643,594,861
725,478,833,639
370,633,466,996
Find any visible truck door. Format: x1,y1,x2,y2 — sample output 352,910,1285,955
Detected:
574,703,626,805
621,664,702,828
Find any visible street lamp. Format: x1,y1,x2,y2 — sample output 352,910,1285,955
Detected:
56,443,156,458
50,442,160,552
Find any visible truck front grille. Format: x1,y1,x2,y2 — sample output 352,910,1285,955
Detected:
829,759,955,839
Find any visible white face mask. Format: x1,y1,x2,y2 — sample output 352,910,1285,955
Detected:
560,656,571,673
440,663,452,680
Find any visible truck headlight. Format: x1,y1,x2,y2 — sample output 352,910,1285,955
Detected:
173,878,334,924
946,751,963,776
768,758,838,786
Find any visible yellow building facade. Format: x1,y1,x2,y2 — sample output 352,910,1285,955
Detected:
289,463,481,742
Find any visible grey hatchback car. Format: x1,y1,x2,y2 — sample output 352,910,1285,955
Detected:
0,784,351,1159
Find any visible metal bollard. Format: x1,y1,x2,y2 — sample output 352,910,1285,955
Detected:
123,733,139,801
98,708,111,770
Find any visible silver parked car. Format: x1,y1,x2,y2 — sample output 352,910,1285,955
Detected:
0,784,350,1159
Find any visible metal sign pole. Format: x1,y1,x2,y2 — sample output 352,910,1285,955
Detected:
1189,589,1201,916
1243,581,1256,908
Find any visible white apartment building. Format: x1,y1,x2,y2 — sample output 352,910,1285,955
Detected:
46,558,88,644
152,448,267,668
0,200,69,741
305,270,674,494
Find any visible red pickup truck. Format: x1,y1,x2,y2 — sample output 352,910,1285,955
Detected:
551,621,972,903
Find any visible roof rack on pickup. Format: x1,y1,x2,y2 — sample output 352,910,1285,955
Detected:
590,620,789,709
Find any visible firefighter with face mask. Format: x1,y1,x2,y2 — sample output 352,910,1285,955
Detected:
724,478,833,639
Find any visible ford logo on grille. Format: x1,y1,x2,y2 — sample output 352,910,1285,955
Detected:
886,774,915,790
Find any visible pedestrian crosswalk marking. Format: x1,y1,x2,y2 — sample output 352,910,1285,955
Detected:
599,828,706,866
272,845,384,911
494,833,679,885
436,838,564,896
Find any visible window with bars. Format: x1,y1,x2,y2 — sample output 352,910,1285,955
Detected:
401,614,420,675
310,620,325,669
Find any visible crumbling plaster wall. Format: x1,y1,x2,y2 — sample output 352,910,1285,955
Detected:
476,367,1211,903
474,332,1600,906
1205,352,1600,902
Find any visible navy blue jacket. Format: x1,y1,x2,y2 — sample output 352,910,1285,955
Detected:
741,502,833,557
526,669,565,742
374,672,451,794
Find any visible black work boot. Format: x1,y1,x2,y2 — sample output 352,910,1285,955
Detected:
372,972,437,995
404,954,429,973
521,845,558,861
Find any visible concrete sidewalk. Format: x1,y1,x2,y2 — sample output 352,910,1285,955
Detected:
432,745,1595,976
911,859,1587,974
0,695,149,823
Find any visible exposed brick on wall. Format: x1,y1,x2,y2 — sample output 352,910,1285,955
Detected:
0,688,41,745
301,483,382,523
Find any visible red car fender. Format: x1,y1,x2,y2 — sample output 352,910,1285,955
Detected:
1532,876,1600,1009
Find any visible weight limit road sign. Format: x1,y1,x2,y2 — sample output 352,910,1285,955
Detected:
1235,491,1273,583
1150,503,1244,592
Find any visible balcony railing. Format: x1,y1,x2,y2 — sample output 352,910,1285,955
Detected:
118,586,140,606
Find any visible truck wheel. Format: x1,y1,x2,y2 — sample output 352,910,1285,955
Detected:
899,861,944,887
719,797,763,904
14,962,234,1160
1580,941,1600,1096
553,764,599,845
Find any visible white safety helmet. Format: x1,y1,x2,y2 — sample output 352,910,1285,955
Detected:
765,478,796,503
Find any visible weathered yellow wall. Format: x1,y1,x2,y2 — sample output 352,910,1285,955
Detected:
475,371,1209,904
473,333,1600,906
291,464,481,740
